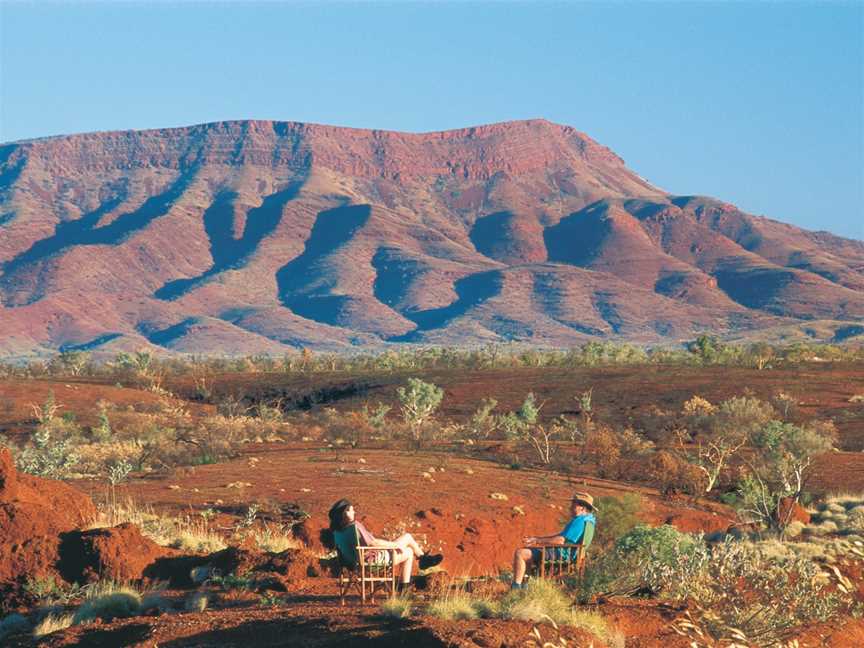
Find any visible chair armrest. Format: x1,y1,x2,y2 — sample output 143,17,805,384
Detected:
356,546,398,560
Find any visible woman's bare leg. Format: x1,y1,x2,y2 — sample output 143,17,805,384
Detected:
393,533,424,557
392,547,414,584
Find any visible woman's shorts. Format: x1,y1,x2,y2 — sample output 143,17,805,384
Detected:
365,550,392,566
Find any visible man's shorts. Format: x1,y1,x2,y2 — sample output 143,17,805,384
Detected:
530,547,573,563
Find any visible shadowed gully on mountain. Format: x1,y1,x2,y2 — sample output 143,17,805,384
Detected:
155,181,304,301
276,204,371,326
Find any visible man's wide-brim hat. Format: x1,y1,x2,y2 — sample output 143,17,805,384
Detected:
572,491,595,511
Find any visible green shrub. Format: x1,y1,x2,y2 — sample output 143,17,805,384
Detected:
0,613,30,640
15,418,81,477
572,524,707,601
592,493,641,550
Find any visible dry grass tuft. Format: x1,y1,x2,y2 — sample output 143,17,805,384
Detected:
250,527,302,553
380,596,413,619
427,593,481,620
32,613,74,638
90,498,227,552
185,591,209,612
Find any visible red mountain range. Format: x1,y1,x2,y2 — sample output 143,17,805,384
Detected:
1,119,862,357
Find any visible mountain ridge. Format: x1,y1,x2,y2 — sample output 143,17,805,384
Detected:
0,119,861,357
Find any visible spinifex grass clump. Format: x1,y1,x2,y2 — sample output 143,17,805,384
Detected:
72,583,142,623
427,593,483,620
32,613,74,638
380,595,413,619
426,580,619,646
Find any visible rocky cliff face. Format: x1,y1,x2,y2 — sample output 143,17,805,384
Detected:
1,119,862,356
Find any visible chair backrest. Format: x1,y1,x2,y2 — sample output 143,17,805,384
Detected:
333,524,360,568
581,520,595,550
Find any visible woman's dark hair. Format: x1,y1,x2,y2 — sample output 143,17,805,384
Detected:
328,498,352,532
320,498,352,550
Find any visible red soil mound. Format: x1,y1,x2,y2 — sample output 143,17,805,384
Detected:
58,522,172,584
144,546,317,590
0,447,96,586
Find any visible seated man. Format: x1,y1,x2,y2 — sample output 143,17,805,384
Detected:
511,491,596,589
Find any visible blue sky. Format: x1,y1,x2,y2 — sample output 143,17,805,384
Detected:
1,1,862,239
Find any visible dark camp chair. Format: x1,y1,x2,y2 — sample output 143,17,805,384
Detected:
526,519,595,580
333,523,397,605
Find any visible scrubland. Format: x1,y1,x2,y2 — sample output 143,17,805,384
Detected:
1,339,864,647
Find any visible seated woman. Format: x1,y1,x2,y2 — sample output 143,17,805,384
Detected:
511,491,596,589
327,498,443,592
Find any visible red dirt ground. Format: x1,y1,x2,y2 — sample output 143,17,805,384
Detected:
73,444,733,577
2,364,864,646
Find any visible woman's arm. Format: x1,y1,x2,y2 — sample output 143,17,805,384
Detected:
356,522,400,548
367,536,399,549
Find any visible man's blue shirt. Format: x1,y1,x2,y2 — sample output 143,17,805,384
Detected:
561,512,596,544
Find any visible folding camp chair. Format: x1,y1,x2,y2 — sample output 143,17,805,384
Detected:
333,523,397,605
527,519,594,580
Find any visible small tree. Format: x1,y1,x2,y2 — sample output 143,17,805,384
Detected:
740,420,836,534
498,393,541,441
16,424,79,477
522,422,559,464
396,378,444,447
467,398,498,439
678,396,774,493
59,350,90,376
30,391,61,425
687,334,723,364
518,392,541,426
91,401,112,442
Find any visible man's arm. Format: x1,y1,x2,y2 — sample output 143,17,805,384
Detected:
524,533,565,545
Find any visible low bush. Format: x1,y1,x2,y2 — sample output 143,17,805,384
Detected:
680,540,845,647
592,493,641,551
0,613,30,640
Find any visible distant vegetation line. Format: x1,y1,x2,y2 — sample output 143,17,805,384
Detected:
1,336,862,379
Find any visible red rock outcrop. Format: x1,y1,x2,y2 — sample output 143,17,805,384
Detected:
0,448,97,583
58,523,172,584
